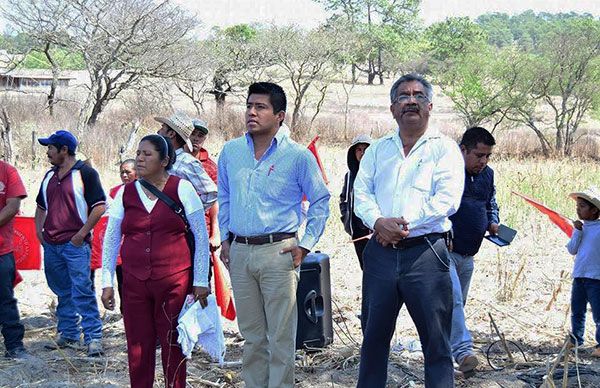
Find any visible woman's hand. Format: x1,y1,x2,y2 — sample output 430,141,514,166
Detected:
193,286,210,308
101,287,115,310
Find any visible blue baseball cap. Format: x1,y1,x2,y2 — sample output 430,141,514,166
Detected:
38,130,78,153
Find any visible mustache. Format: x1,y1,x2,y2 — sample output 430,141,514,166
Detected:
402,105,420,114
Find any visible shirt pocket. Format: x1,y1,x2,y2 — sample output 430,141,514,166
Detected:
412,162,435,192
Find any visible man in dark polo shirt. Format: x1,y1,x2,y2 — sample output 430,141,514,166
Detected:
34,130,105,357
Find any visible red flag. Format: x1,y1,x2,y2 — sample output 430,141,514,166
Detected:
307,135,329,185
512,191,574,237
14,216,41,270
211,252,236,320
90,217,108,270
13,270,23,287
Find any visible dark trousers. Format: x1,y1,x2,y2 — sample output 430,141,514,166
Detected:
571,277,600,347
357,237,454,388
0,252,25,352
122,269,191,388
352,230,370,270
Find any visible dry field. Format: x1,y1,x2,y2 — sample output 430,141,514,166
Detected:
1,80,600,387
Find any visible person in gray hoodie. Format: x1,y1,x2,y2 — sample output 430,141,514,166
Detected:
339,134,372,269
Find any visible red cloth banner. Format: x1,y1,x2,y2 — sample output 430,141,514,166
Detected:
14,216,41,270
212,252,236,321
307,135,329,185
90,217,108,270
512,191,574,237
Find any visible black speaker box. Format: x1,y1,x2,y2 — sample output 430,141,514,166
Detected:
296,252,333,349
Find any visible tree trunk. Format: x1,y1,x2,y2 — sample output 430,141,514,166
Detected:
377,48,383,85
44,43,59,117
86,98,104,127
0,107,14,164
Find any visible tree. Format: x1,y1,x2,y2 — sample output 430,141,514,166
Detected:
425,17,488,62
266,25,346,131
201,24,273,114
521,17,600,155
317,0,420,84
1,0,76,116
3,0,199,130
434,47,531,132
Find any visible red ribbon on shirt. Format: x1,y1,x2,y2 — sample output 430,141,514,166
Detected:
512,191,574,237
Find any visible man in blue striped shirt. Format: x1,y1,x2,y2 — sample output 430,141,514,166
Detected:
218,82,330,388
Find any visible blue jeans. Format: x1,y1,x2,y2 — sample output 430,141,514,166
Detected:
571,278,600,347
450,253,474,305
358,237,454,388
449,252,475,363
43,241,102,344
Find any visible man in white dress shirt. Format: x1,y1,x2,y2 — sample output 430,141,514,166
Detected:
353,73,465,387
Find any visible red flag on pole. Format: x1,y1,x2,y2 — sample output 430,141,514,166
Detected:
512,191,574,237
211,252,236,320
14,216,41,270
90,217,108,270
307,135,329,185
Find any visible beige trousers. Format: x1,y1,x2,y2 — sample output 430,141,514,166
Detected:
230,238,299,388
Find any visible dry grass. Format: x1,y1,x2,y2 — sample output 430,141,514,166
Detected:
2,79,600,386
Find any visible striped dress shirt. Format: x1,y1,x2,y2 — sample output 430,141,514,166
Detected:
218,126,330,251
171,148,218,210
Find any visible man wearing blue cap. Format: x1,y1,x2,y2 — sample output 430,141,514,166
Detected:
34,130,105,357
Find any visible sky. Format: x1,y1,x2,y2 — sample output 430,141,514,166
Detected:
177,0,600,34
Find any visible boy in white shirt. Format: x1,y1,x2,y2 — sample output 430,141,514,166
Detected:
567,187,600,356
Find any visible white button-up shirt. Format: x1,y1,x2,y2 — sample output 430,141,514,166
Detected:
353,128,465,238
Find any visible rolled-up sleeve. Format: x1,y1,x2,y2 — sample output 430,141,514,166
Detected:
297,150,330,250
217,146,231,243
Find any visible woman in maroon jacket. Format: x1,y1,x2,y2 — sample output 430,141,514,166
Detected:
100,135,210,388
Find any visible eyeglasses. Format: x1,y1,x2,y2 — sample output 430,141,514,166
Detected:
392,93,430,104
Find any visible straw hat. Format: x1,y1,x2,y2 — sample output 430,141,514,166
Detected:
569,186,600,210
154,112,193,151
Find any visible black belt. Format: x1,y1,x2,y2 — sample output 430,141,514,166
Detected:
390,232,448,250
233,232,297,245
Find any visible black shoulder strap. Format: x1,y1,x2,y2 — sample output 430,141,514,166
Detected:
138,178,190,230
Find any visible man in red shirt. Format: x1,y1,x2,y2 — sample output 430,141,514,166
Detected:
189,119,219,252
0,160,29,359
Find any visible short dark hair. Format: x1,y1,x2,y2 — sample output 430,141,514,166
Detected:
52,143,75,156
460,126,496,152
140,135,176,170
390,73,434,103
247,82,287,114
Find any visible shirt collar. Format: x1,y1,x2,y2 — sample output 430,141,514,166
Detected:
175,147,184,156
245,124,290,151
393,127,441,155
